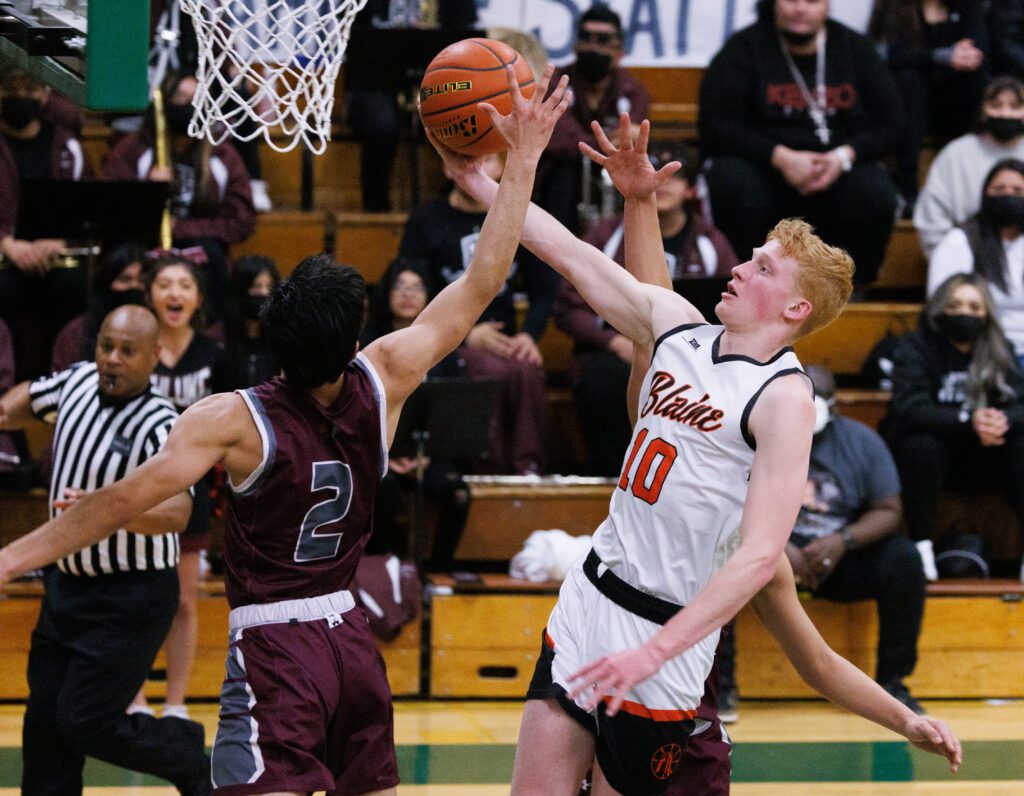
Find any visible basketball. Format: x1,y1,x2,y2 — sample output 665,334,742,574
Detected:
419,38,537,158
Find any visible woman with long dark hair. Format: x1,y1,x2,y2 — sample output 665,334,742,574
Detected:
887,273,1024,574
868,0,987,209
929,157,1024,356
222,254,280,389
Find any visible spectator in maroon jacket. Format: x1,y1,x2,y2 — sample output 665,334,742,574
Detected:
102,71,256,319
553,141,737,476
538,4,651,234
0,67,92,379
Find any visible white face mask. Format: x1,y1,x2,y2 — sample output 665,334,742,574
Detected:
813,395,833,434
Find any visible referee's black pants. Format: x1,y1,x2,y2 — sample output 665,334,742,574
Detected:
22,567,209,794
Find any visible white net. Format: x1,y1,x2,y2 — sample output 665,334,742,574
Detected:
180,0,368,154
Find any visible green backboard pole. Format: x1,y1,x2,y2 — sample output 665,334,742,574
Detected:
86,0,149,111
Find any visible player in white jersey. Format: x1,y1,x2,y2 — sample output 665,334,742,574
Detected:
436,108,886,794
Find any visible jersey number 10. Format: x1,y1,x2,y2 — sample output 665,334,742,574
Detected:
618,428,678,505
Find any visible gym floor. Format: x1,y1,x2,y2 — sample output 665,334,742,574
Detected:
0,699,1021,793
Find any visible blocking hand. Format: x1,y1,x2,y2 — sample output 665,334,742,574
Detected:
579,113,681,200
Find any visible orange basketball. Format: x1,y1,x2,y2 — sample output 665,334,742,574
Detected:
419,38,536,157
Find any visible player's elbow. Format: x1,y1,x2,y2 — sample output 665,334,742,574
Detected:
745,549,782,592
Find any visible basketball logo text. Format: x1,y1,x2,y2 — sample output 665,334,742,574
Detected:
433,114,479,142
640,370,725,432
419,80,473,102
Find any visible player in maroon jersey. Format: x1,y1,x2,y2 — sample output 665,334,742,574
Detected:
0,65,571,796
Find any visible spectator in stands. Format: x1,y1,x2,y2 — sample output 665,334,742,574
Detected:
553,141,737,476
399,153,553,475
868,0,988,212
886,273,1024,577
0,318,19,482
0,67,91,379
538,4,651,234
130,254,228,721
222,254,280,389
989,0,1024,79
700,0,903,289
362,258,470,569
51,243,147,372
103,71,256,318
928,158,1024,357
915,76,1024,256
788,364,926,713
345,0,478,212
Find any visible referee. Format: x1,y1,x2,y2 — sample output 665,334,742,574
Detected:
0,306,210,795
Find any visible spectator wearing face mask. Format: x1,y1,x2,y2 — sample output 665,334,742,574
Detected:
929,158,1024,357
537,4,651,234
0,66,92,379
222,254,280,389
915,76,1024,257
102,71,256,320
886,273,1024,581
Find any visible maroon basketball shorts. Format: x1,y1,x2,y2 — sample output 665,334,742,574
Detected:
210,590,399,795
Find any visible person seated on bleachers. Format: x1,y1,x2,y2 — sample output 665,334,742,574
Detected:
537,4,651,234
788,364,926,713
928,158,1024,358
915,76,1024,256
553,141,737,476
868,0,988,213
221,254,280,389
102,71,256,319
345,0,479,212
398,153,554,475
700,0,902,290
50,243,147,372
0,67,91,380
886,272,1024,580
988,0,1024,79
362,258,470,570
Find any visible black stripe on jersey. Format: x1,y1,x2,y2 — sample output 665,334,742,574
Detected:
739,367,812,450
652,322,708,358
712,331,796,366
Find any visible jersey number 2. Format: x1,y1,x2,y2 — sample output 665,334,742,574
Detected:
618,428,678,505
295,460,353,562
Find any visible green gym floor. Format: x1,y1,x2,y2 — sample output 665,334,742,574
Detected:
0,699,1021,793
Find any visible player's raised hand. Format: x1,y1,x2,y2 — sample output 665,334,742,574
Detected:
579,113,681,200
903,714,963,774
423,125,481,182
567,642,665,716
478,64,571,160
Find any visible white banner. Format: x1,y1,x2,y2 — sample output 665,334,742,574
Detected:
476,0,872,67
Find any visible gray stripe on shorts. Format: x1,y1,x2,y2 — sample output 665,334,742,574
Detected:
211,628,266,787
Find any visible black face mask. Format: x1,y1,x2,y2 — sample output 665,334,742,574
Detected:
576,50,613,82
935,313,986,344
1,96,41,130
779,28,818,47
982,193,1024,227
240,294,268,320
983,116,1024,142
165,103,193,136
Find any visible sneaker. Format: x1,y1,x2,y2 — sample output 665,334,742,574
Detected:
163,704,191,720
249,179,272,212
126,702,155,717
880,680,925,715
718,688,739,724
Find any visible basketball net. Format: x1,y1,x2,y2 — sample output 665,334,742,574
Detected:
180,0,368,154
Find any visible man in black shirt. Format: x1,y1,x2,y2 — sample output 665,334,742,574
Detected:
700,0,903,288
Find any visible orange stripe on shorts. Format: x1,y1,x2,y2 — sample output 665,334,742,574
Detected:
603,697,697,722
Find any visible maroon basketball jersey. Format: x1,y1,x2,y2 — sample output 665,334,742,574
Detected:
222,353,388,608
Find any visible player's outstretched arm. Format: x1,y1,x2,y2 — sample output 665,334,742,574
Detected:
0,382,34,430
0,392,247,584
753,555,962,773
568,373,814,715
366,65,569,418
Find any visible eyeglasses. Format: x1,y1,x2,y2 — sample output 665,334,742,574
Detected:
391,282,427,297
577,29,619,46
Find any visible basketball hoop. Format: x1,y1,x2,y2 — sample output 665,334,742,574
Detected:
180,0,368,154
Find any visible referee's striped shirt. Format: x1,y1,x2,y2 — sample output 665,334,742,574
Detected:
29,362,183,575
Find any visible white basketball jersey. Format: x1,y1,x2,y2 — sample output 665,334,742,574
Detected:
592,323,807,607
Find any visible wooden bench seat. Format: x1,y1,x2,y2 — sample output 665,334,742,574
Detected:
230,210,329,274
